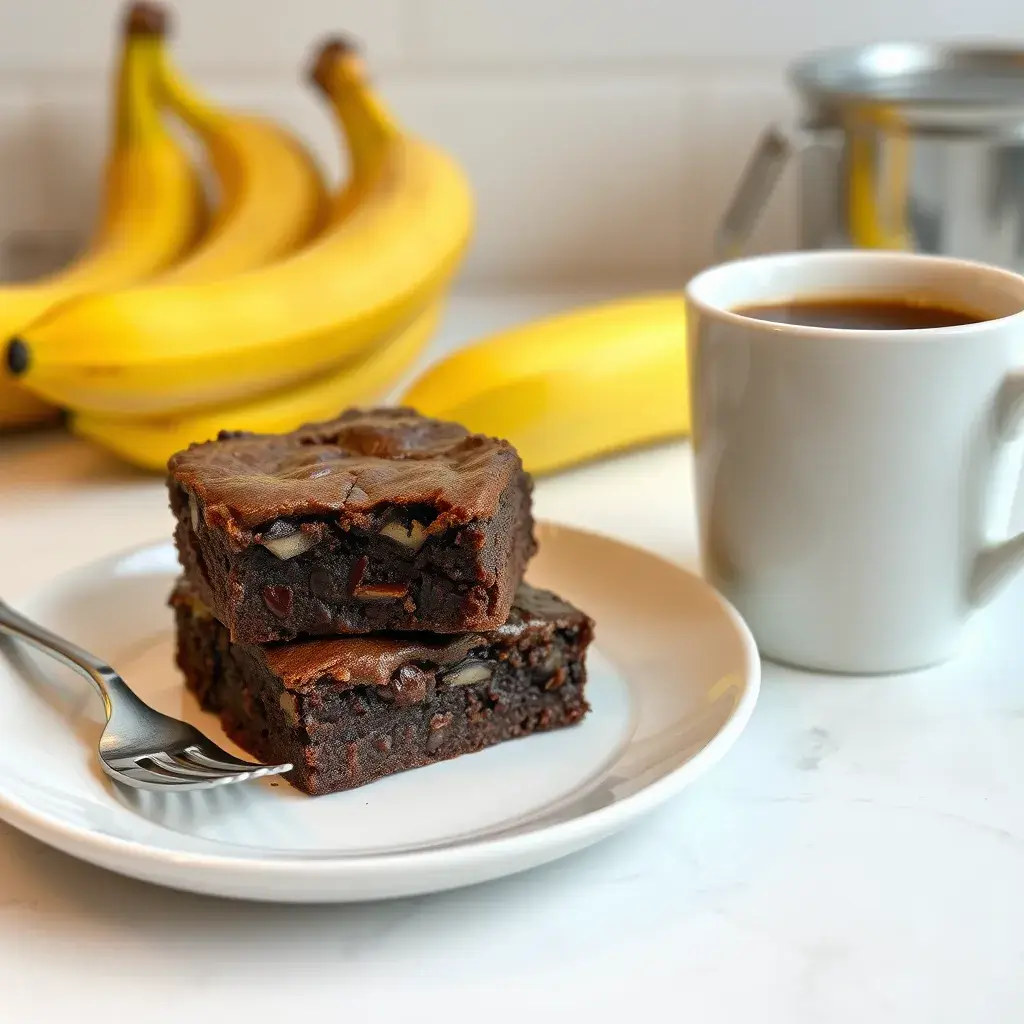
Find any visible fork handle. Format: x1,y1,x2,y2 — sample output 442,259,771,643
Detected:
0,597,143,719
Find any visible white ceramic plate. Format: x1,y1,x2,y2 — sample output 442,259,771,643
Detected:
0,523,759,903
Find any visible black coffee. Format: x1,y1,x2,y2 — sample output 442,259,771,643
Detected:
735,298,984,330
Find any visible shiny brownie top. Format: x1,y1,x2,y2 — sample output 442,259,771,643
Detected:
172,578,592,695
168,406,525,536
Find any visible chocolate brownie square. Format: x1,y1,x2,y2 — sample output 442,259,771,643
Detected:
171,577,593,796
168,407,536,643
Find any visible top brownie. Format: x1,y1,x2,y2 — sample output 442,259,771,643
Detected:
167,407,537,643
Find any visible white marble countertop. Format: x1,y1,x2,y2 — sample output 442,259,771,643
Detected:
1,290,1023,1023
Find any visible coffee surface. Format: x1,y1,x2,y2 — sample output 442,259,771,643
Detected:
735,298,984,330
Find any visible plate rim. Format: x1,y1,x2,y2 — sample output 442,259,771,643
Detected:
0,522,761,888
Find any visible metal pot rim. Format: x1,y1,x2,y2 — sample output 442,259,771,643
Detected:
790,41,1024,126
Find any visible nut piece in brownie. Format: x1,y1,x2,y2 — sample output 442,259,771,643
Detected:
171,578,593,796
168,407,536,643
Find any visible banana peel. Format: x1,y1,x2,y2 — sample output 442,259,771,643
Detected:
0,5,204,432
401,293,689,476
11,39,473,419
73,302,440,470
0,381,62,431
78,293,689,476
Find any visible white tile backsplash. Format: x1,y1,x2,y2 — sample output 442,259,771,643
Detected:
381,75,690,285
0,1,408,73
0,2,124,74
416,0,1024,65
169,1,407,73
1,0,1023,285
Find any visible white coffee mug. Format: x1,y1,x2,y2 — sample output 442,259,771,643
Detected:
685,250,1024,674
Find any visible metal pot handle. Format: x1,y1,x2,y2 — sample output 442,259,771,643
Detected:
714,123,802,261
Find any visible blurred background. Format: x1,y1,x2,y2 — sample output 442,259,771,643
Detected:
4,0,1022,290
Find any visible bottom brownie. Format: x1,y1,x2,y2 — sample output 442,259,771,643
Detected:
171,578,593,796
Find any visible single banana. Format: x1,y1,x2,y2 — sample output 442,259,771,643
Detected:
74,302,441,471
152,43,328,282
402,294,689,476
1,388,62,432
0,2,205,429
9,38,474,417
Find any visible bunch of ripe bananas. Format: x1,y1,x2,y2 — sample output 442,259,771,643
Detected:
2,2,689,476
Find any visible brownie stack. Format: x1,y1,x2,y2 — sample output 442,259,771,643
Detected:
166,407,593,795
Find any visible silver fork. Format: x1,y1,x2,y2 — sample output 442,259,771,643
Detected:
0,597,292,791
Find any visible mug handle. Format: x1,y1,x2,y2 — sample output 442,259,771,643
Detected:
714,123,801,262
971,369,1024,605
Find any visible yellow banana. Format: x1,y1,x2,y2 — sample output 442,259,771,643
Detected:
10,38,473,417
0,2,205,428
402,294,689,476
1,388,62,432
74,302,441,471
152,44,328,282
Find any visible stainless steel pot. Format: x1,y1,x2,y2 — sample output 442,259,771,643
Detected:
717,44,1024,271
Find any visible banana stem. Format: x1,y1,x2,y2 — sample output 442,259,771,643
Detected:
310,39,401,181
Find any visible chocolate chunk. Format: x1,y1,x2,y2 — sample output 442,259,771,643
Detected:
262,584,294,619
387,665,435,707
308,569,340,604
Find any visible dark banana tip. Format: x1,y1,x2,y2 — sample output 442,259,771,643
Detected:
124,2,169,38
6,338,29,376
308,36,363,92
